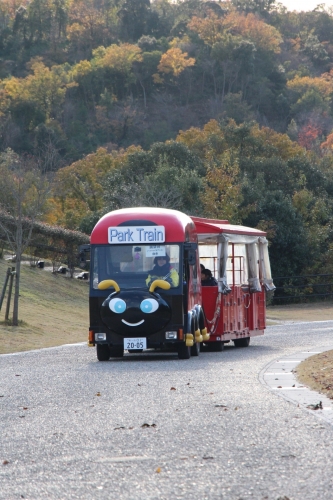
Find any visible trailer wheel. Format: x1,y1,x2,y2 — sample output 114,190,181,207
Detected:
109,346,124,357
178,342,191,359
190,317,200,357
96,344,110,361
191,340,200,356
233,337,250,348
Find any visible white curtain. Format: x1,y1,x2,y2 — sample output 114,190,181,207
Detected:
246,242,261,292
259,237,276,291
217,236,231,294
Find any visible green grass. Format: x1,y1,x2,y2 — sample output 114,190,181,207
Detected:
0,258,89,354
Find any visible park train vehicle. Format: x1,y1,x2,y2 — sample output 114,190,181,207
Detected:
84,207,275,361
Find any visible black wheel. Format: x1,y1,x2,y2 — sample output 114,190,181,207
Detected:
109,346,124,357
96,344,110,361
206,341,224,352
191,340,200,356
178,342,191,359
233,337,250,348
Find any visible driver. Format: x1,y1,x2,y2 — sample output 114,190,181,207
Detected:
146,254,179,288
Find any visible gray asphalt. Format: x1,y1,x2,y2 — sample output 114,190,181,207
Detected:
1,321,333,500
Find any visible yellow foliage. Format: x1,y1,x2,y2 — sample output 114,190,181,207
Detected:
287,72,333,97
157,48,195,77
292,189,313,218
51,148,115,227
177,120,222,158
153,72,164,84
97,43,143,72
201,159,242,223
72,60,93,79
251,125,304,160
188,11,282,53
2,60,69,117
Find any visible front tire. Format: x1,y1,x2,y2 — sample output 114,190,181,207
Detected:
178,342,191,359
96,344,110,361
109,346,124,357
191,341,200,356
233,337,250,348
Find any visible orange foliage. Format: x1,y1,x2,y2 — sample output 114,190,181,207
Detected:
188,12,226,46
298,123,321,150
320,132,333,151
222,12,282,53
189,11,282,53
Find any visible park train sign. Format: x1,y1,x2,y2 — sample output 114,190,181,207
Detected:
108,226,165,244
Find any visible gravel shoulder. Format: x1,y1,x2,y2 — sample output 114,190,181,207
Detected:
266,303,333,400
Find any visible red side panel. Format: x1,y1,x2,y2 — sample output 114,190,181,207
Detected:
248,291,266,331
202,287,266,340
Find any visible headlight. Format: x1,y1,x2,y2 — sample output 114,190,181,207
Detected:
165,331,177,339
95,333,106,341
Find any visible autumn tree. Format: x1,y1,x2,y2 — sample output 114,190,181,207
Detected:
49,147,114,229
154,47,195,81
0,149,50,325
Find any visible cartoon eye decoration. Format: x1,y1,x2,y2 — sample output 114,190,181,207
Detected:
140,298,159,314
109,298,126,314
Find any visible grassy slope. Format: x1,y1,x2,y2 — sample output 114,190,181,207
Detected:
0,258,89,354
266,301,333,324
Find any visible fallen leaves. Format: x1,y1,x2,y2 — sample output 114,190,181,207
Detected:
306,401,323,410
296,349,333,400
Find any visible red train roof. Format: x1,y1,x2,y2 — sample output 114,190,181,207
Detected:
90,207,195,244
191,216,266,237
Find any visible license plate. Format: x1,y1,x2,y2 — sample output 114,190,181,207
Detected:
124,338,147,350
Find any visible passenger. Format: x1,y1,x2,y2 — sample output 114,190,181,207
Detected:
201,268,218,286
200,263,205,272
146,254,179,287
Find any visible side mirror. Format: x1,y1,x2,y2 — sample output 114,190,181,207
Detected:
79,244,90,269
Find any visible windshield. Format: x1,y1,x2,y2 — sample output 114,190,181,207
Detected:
92,244,180,290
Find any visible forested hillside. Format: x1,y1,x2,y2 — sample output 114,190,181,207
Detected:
1,0,333,279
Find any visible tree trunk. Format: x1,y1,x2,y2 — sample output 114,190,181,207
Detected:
12,255,21,326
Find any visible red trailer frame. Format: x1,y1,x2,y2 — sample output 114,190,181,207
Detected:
192,217,275,349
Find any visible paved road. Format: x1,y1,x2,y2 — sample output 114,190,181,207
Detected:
1,322,333,500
